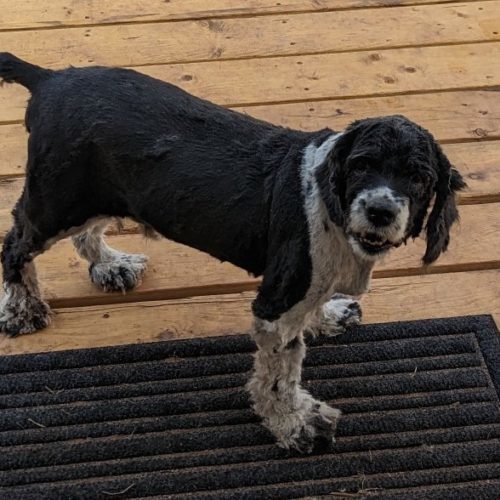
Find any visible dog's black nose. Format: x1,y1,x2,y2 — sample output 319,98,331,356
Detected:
366,201,397,226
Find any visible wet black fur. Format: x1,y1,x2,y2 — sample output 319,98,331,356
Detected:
0,53,465,324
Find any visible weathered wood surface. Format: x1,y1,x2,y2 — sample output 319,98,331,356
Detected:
1,2,498,69
0,0,488,30
0,1,498,354
3,43,500,121
1,270,497,355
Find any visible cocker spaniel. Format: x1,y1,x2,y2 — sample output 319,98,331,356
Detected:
0,53,465,452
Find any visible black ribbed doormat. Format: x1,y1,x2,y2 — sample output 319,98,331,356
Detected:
0,315,499,499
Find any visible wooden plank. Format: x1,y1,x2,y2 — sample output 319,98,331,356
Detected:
0,178,21,236
0,203,497,308
0,3,497,69
0,293,255,355
35,236,260,308
444,141,500,204
364,269,500,326
140,43,500,106
2,90,500,175
0,269,497,355
240,90,500,144
0,1,486,31
3,90,500,154
2,139,498,239
374,203,500,277
2,92,499,185
2,43,499,121
0,124,27,177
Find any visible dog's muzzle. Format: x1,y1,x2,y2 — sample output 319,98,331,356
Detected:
347,187,409,259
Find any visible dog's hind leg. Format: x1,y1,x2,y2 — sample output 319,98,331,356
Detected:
72,220,148,292
0,207,51,336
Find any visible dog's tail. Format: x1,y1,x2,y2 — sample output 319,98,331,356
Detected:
0,52,53,92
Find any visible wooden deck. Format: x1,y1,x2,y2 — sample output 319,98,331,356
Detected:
0,0,499,355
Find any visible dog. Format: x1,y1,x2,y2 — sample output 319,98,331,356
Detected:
0,53,465,452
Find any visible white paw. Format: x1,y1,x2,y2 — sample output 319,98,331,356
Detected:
265,395,341,454
90,253,148,292
310,294,362,336
0,294,51,336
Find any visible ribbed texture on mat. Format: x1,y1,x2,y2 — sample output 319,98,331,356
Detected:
0,315,499,499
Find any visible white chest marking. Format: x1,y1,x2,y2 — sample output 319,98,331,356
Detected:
300,134,371,306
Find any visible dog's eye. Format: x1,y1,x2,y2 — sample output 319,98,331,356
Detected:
412,174,430,185
411,174,424,185
349,159,371,172
410,173,431,194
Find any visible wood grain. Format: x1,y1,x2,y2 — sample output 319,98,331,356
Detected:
0,124,27,177
374,202,500,276
444,141,500,204
0,293,256,355
0,1,487,31
0,203,497,308
240,90,500,143
365,269,500,326
140,42,500,106
0,3,497,69
1,269,497,355
1,42,500,121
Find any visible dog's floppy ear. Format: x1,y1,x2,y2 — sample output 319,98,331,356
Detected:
321,121,367,227
423,143,466,264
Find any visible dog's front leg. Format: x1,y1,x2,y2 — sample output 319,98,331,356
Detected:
248,314,341,453
306,293,362,337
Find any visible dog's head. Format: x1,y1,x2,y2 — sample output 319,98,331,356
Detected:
322,115,466,263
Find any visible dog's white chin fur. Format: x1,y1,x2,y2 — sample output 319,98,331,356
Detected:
347,234,395,262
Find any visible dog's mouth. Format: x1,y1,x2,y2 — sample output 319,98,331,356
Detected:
350,232,400,255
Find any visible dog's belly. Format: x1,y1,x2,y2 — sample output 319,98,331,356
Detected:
145,219,268,277
122,167,272,276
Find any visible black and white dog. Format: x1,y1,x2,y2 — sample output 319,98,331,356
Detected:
0,53,465,452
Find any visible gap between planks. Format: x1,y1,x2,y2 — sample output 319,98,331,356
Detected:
0,202,497,309
2,89,500,135
0,269,497,355
1,42,499,119
0,3,498,69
